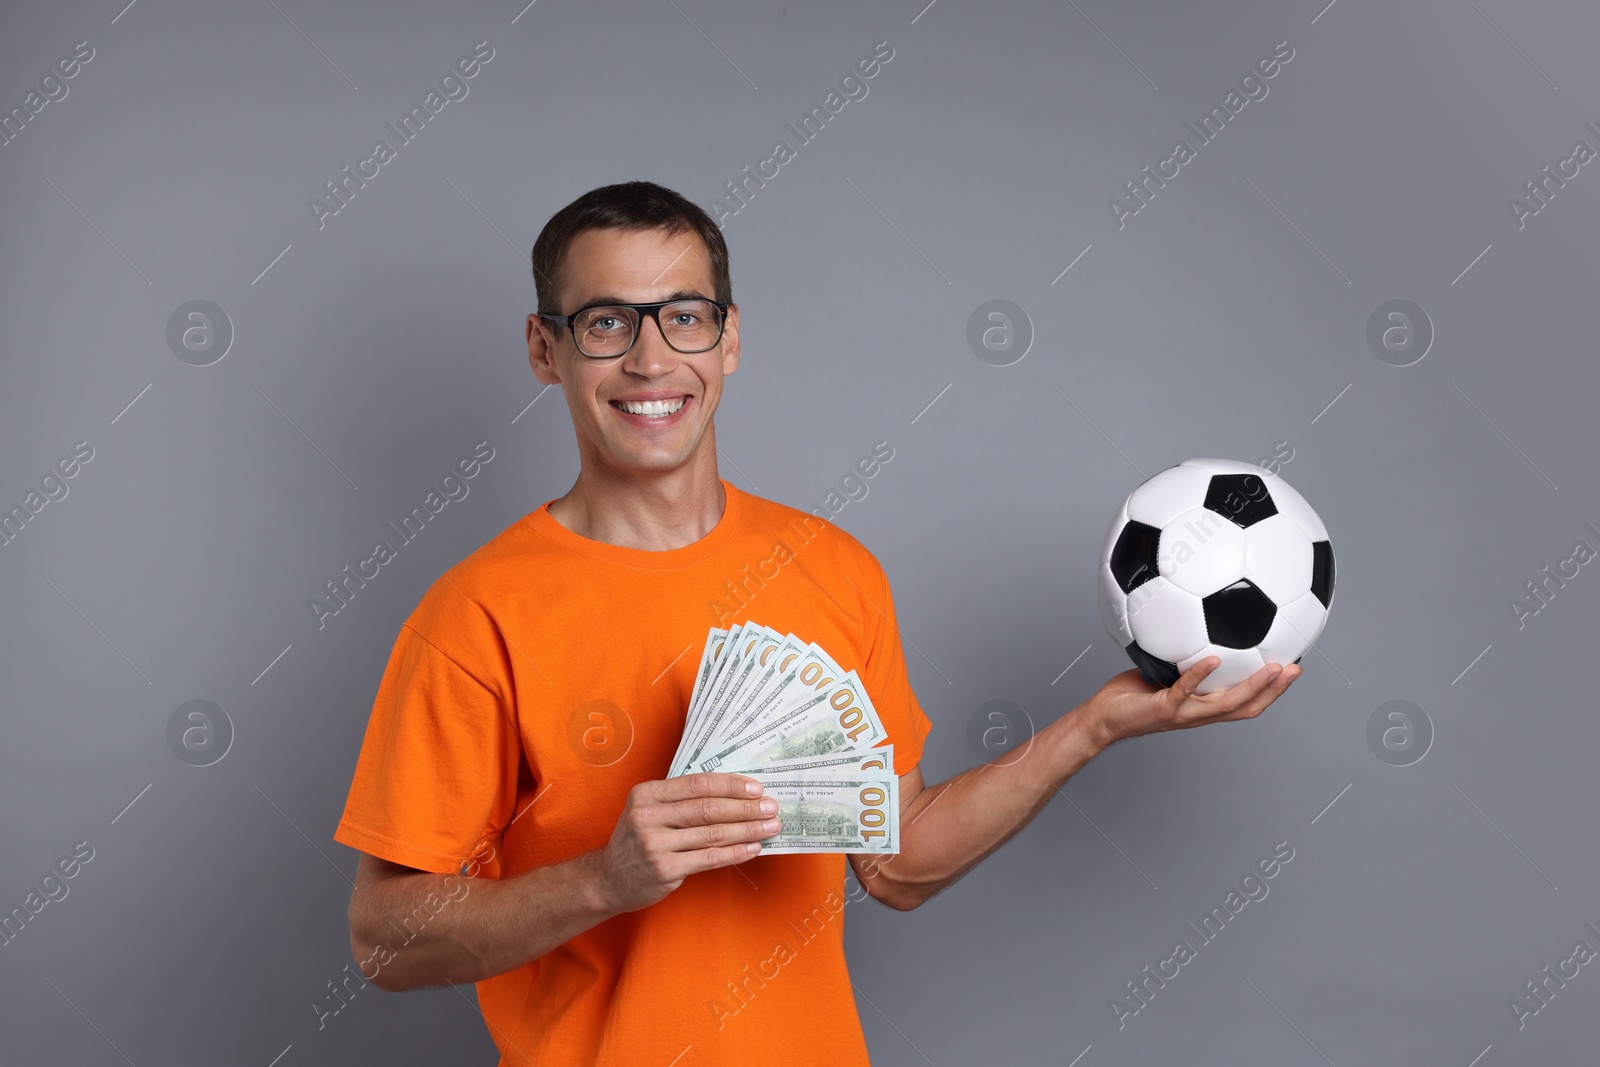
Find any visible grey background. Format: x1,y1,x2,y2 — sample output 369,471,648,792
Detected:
2,0,1597,1063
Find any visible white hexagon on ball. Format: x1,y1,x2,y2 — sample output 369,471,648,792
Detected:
1159,507,1247,597
1242,514,1313,605
1255,591,1330,668
1124,576,1209,665
1126,465,1211,529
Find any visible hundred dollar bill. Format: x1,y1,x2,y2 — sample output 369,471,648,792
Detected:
675,623,769,775
704,634,812,752
694,621,746,720
687,626,731,720
727,745,894,777
716,631,802,740
673,621,751,775
680,622,740,738
707,637,853,754
750,773,900,854
693,671,888,773
668,626,730,775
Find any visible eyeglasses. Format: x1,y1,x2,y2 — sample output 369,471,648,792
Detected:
538,298,730,359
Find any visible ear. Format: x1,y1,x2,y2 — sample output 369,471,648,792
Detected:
527,314,562,386
720,303,741,376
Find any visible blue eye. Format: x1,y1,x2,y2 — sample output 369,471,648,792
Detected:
580,312,630,334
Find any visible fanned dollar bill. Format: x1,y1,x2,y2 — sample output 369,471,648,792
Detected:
694,671,887,773
704,638,824,754
747,774,899,854
670,622,900,853
745,745,894,776
675,623,769,774
668,626,730,775
712,633,808,746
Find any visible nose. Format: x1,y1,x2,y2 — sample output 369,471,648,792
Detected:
622,311,678,376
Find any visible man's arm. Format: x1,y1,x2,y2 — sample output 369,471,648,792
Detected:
851,658,1300,911
349,850,613,990
347,772,782,991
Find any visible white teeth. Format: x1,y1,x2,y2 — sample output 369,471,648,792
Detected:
617,397,686,417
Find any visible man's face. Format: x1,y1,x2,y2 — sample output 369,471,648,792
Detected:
527,227,739,477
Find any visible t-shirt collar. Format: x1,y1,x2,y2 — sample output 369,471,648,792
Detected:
525,478,744,569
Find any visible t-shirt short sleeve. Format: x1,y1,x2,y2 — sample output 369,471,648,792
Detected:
860,559,933,772
333,621,521,874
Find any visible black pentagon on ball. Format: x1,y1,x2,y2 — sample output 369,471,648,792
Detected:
1110,520,1161,593
1203,473,1278,529
1202,578,1277,649
1125,641,1181,688
1311,540,1334,608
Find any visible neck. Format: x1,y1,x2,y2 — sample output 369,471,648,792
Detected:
549,437,727,551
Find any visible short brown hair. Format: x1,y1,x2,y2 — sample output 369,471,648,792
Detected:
530,181,731,316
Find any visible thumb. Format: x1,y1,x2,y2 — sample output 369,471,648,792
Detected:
1168,657,1217,707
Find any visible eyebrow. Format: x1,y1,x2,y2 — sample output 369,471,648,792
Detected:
573,289,711,307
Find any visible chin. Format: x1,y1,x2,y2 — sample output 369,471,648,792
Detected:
610,446,696,473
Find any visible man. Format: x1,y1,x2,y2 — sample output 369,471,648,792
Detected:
334,181,1299,1065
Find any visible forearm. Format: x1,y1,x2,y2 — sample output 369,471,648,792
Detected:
351,850,616,991
863,706,1105,910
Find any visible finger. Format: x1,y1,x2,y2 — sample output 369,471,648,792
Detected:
1220,663,1300,720
650,772,763,804
661,815,782,853
683,839,769,874
1203,663,1298,723
1210,662,1285,712
658,794,778,829
1166,656,1219,708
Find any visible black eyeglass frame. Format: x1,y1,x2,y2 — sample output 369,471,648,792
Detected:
537,298,732,360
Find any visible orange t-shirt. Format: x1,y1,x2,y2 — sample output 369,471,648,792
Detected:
333,479,932,1066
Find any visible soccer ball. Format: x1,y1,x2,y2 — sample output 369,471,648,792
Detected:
1097,458,1334,693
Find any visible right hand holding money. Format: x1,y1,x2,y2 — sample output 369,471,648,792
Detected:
593,773,782,912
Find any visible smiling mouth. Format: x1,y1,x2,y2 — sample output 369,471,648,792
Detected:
611,396,689,418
